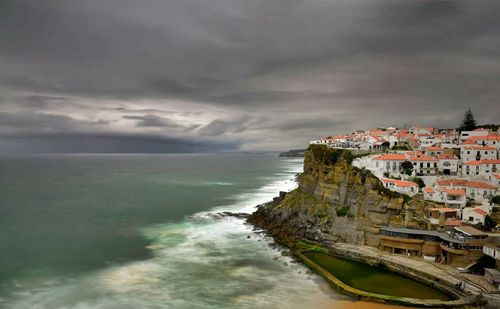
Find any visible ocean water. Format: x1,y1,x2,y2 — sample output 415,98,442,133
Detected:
0,153,409,309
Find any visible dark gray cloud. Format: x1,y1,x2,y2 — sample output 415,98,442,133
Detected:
0,0,499,152
0,133,237,154
123,114,182,128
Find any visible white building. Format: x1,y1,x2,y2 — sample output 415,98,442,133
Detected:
381,178,419,196
409,154,438,176
465,134,500,148
424,145,445,157
372,153,407,176
466,181,497,204
437,178,497,204
423,186,467,208
462,207,489,225
462,159,500,177
437,154,459,176
460,146,497,162
460,129,490,143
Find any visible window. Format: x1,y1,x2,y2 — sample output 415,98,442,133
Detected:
469,216,474,221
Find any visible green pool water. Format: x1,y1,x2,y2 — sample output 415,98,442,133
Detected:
303,251,452,301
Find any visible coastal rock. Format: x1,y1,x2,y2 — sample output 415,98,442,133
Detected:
248,145,439,249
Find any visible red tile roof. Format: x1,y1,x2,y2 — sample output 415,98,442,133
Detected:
409,155,437,161
469,134,500,141
373,154,407,161
463,159,500,165
473,208,488,216
444,220,462,226
437,179,468,186
466,181,496,190
382,178,418,187
444,188,466,196
463,145,496,150
423,187,435,193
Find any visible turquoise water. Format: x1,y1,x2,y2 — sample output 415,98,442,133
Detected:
0,153,348,308
303,252,451,300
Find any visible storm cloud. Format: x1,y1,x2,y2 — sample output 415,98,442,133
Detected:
0,0,499,152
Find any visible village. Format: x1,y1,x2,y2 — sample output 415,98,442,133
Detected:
309,112,500,290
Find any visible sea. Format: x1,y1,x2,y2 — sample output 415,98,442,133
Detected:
0,153,404,309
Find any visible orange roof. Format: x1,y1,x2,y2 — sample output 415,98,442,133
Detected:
463,139,477,145
445,188,466,196
474,128,490,131
423,187,435,193
466,181,496,190
409,155,437,161
464,159,500,165
373,154,407,161
470,134,500,141
473,208,488,216
463,145,496,150
494,174,500,180
382,178,418,187
429,207,457,213
437,179,468,186
444,220,462,226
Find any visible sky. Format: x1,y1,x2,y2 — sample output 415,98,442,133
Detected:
0,0,499,152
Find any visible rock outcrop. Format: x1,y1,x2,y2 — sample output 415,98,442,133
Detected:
248,145,438,249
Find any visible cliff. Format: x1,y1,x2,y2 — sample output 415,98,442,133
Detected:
278,149,307,157
249,145,438,249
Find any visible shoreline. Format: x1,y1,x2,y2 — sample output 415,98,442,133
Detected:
248,206,487,307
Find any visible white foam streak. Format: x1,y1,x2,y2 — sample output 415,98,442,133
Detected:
3,158,343,309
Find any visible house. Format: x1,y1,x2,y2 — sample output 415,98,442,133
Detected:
372,153,407,176
460,129,490,143
437,154,459,176
466,181,497,203
423,185,467,208
462,207,489,225
460,145,497,162
381,178,419,196
423,187,436,201
466,134,500,148
462,159,500,177
409,154,438,175
424,145,444,157
409,126,435,135
428,207,459,229
437,178,497,204
438,188,467,208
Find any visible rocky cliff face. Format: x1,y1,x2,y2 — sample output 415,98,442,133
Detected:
248,145,437,249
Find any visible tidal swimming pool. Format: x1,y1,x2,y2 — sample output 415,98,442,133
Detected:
303,251,452,300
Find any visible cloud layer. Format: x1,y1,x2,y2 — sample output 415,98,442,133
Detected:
1,0,499,152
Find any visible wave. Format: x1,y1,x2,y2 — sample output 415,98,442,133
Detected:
2,158,346,309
